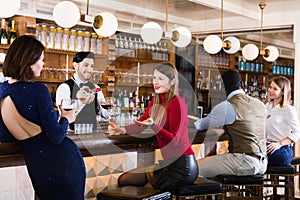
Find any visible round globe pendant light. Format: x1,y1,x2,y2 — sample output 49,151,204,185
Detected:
171,27,192,48
141,22,163,44
0,0,20,18
223,36,240,54
203,0,241,55
53,1,80,28
93,12,118,37
242,3,279,62
263,45,279,62
140,0,192,47
242,44,259,61
203,35,223,54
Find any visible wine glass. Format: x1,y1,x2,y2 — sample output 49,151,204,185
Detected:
61,99,79,111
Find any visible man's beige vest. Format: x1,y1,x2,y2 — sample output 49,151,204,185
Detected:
226,93,267,154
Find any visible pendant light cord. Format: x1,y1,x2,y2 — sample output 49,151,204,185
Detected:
86,0,90,15
221,0,224,41
166,0,168,32
259,2,266,51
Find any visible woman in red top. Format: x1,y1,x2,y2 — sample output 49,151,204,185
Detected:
108,62,198,191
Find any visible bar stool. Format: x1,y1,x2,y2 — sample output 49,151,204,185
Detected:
96,186,171,200
263,165,295,200
97,177,222,200
172,177,222,200
291,157,300,192
215,174,264,199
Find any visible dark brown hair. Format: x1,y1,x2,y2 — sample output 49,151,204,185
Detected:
270,76,291,107
3,35,45,81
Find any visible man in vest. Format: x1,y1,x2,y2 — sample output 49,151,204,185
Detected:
56,51,108,131
194,69,267,177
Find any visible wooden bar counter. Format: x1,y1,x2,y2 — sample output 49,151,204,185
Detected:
0,124,228,168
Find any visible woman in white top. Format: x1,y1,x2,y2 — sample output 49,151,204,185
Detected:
266,76,300,166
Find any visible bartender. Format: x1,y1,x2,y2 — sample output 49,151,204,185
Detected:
56,51,109,130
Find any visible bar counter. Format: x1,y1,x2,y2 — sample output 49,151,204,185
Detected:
0,125,228,168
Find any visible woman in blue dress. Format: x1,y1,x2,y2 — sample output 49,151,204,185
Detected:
0,35,86,200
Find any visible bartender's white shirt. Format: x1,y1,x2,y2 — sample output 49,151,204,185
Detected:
56,74,106,109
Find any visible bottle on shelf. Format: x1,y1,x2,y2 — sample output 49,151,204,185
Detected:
69,29,76,51
54,27,63,50
0,19,8,45
90,33,97,53
83,31,91,51
61,28,70,51
238,58,245,71
47,26,56,49
8,19,17,44
122,89,129,108
76,30,84,52
40,25,48,47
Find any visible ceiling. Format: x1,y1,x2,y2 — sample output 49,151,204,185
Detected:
17,0,300,56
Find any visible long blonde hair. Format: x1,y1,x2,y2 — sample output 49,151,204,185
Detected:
269,76,291,107
150,62,179,124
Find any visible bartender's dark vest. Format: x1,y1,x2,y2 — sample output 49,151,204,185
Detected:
65,79,98,130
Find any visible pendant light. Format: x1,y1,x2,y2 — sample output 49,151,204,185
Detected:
93,12,118,37
53,1,80,28
0,0,20,18
140,0,192,48
203,0,240,54
242,2,279,62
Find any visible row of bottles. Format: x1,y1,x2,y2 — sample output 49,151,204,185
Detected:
197,47,230,68
36,24,103,54
271,63,294,76
241,76,267,101
197,70,223,91
113,35,169,61
238,59,264,73
115,35,168,52
114,88,154,113
0,18,17,45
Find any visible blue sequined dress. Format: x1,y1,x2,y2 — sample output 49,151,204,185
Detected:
0,81,86,200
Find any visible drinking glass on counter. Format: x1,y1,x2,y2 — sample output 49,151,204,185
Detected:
74,124,93,134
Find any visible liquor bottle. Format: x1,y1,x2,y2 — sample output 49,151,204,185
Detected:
129,92,134,108
0,19,8,45
9,19,17,44
122,89,129,108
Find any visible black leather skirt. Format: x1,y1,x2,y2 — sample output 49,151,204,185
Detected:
146,155,198,191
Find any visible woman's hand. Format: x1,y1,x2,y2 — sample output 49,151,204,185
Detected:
108,120,126,135
267,141,282,154
59,105,77,123
134,118,154,127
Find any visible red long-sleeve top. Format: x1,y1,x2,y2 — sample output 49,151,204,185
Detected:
124,93,194,160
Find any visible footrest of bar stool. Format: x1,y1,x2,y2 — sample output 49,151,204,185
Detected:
96,186,171,200
172,177,222,198
266,165,295,174
291,157,300,165
264,165,295,200
215,174,264,200
216,174,264,185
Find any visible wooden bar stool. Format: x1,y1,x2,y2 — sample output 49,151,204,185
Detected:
291,157,300,191
215,174,264,200
96,186,171,200
172,177,222,200
263,165,295,200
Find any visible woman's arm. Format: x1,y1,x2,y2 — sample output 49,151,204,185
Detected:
37,84,69,144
